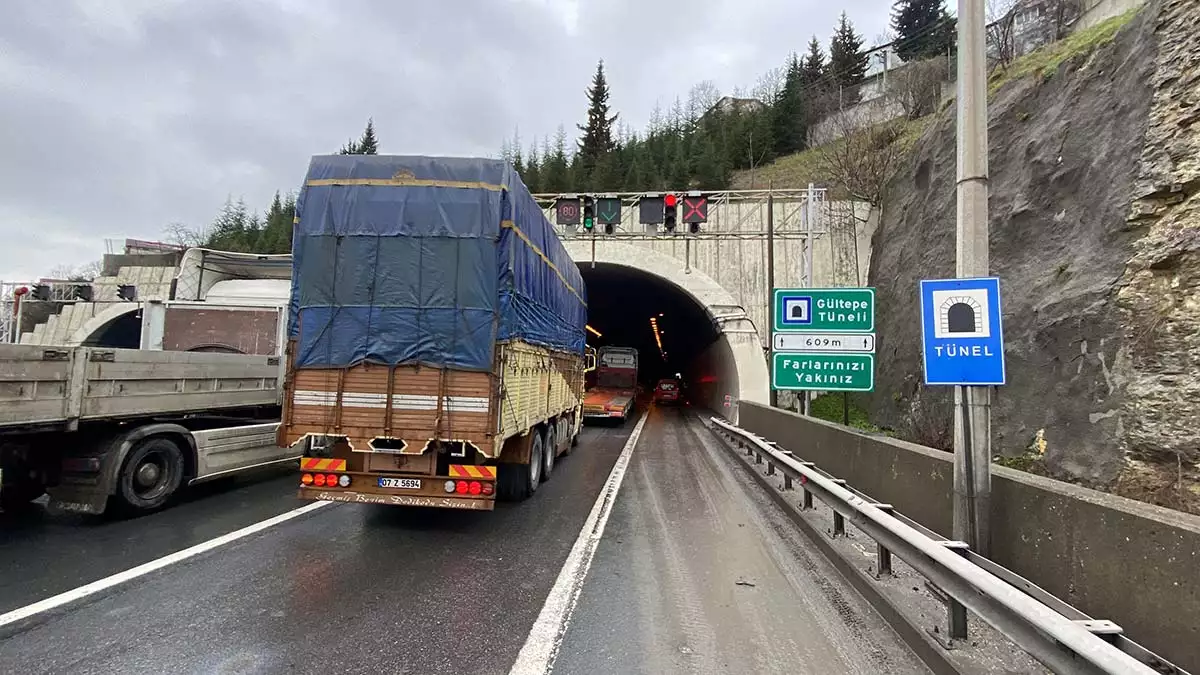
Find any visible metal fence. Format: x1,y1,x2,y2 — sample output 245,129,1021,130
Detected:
709,416,1187,675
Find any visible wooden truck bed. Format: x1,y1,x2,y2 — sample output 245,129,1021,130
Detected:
279,340,586,460
0,344,283,431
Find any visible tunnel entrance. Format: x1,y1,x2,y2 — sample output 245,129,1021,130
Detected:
579,263,720,390
563,239,771,419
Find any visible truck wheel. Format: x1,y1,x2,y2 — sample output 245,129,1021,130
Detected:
561,417,575,455
498,432,542,502
541,424,556,481
115,437,185,513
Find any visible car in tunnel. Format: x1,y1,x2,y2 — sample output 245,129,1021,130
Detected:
652,378,682,406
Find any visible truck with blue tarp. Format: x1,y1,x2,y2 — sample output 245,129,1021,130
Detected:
278,155,590,510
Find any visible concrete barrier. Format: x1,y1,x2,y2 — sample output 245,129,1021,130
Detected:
739,402,1200,671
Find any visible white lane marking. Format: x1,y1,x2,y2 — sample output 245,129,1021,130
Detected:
509,411,650,675
0,500,332,630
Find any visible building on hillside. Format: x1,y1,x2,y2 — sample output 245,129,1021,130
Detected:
703,96,765,120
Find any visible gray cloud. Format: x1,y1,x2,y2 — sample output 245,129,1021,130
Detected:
0,0,885,280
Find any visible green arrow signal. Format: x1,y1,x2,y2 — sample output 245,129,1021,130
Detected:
599,207,618,222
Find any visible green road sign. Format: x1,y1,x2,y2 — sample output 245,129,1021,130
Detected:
773,288,875,333
597,197,621,225
771,353,875,392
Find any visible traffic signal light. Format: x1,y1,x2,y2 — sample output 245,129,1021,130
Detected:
582,196,595,232
683,193,708,234
663,194,678,232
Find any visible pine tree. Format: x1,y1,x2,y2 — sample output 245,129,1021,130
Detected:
771,53,806,156
802,36,826,86
339,118,379,155
523,142,542,192
576,60,619,177
828,13,870,106
891,0,955,62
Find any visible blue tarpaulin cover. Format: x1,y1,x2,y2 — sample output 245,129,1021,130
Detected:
288,155,587,371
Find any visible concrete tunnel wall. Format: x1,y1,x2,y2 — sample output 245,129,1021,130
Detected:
564,240,770,421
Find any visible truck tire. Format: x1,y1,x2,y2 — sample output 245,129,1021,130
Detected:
541,424,556,481
115,436,185,513
498,432,543,502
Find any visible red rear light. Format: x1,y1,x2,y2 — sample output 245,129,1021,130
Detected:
325,473,338,487
301,473,314,485
468,481,482,495
481,482,494,496
455,480,469,494
313,473,327,486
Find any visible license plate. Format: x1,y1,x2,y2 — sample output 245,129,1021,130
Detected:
378,477,421,489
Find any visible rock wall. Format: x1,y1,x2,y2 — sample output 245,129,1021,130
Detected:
1116,0,1200,470
867,3,1165,483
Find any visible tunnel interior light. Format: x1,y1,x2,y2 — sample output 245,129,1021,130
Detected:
649,316,666,362
586,324,602,338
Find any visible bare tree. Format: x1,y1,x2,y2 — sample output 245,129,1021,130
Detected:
887,58,949,119
813,111,910,206
751,66,785,104
46,259,103,282
986,0,1018,70
163,222,210,248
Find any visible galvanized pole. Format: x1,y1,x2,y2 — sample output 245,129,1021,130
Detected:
767,184,778,408
955,0,992,556
803,183,817,415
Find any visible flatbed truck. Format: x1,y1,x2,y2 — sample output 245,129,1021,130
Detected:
0,249,299,515
583,346,639,424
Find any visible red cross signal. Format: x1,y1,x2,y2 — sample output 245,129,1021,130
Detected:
683,196,708,224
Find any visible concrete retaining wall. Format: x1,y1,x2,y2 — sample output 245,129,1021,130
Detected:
739,402,1200,670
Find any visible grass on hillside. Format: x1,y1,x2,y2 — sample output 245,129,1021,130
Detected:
988,8,1140,94
731,115,931,191
735,9,1140,190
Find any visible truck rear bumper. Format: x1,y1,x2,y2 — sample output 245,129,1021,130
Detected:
299,488,494,510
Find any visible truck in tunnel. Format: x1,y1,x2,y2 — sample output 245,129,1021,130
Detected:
583,345,639,423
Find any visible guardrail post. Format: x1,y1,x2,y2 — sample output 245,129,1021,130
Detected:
767,461,776,476
936,541,971,643
783,474,793,490
802,487,813,509
832,510,845,537
876,542,893,578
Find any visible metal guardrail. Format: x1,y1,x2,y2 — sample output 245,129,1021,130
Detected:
709,417,1187,675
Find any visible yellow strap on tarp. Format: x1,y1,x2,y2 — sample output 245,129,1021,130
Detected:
501,219,586,307
305,177,506,191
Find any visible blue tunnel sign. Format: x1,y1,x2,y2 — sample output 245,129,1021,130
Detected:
919,277,1006,386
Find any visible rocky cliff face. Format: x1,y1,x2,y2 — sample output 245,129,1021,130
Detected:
866,1,1192,486
1116,0,1200,481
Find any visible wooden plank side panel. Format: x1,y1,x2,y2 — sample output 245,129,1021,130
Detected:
282,362,494,455
496,341,586,442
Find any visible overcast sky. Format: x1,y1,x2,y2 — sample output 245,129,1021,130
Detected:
0,0,886,281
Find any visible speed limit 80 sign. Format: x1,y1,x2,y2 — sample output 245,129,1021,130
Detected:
555,197,581,225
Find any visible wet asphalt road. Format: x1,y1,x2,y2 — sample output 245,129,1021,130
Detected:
0,423,634,674
553,406,928,674
0,464,307,615
1,410,926,674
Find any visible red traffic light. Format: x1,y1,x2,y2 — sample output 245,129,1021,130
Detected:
664,194,677,208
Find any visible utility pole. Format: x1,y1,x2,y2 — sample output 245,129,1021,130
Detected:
955,0,992,556
767,184,778,408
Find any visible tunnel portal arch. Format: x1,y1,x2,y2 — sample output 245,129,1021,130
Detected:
564,240,769,420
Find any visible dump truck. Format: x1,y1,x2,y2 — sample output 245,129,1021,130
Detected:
583,346,639,423
278,155,590,511
0,249,298,515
